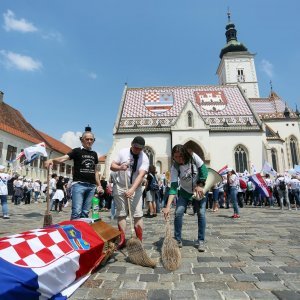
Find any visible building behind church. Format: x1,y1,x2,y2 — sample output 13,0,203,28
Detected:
0,92,73,182
105,14,300,177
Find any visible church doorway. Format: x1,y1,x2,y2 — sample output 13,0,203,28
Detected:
184,141,208,163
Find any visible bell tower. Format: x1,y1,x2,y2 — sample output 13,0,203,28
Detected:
216,11,260,98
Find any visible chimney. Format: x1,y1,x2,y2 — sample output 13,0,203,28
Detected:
0,91,3,103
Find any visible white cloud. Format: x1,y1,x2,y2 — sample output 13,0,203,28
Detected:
41,31,63,42
88,72,98,80
60,131,82,149
0,50,42,71
3,10,38,33
60,131,104,156
261,59,274,78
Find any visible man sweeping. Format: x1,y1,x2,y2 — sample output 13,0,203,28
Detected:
110,136,149,249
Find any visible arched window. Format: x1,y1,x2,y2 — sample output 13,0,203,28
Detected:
281,148,286,171
156,161,162,175
290,137,299,166
234,145,248,173
187,111,193,127
144,146,154,166
271,149,278,171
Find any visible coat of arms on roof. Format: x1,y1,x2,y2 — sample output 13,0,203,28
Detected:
144,91,174,114
195,91,227,111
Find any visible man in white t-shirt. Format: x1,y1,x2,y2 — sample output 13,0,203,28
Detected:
0,165,11,219
110,136,149,249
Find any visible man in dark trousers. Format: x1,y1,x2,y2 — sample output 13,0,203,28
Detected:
45,129,103,219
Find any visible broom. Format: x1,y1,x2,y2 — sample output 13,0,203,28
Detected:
161,216,181,271
43,166,53,227
125,172,156,268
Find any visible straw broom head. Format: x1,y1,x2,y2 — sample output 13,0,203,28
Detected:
161,221,181,271
127,237,157,268
124,170,156,268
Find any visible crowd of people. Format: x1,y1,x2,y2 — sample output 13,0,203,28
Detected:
1,134,300,256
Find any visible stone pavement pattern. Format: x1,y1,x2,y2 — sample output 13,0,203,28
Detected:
1,202,300,300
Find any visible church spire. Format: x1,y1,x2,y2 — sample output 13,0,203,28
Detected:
219,11,248,59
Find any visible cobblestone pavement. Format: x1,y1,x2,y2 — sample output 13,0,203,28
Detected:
1,201,300,300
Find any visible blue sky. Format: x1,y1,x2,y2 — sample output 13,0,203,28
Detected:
1,1,299,155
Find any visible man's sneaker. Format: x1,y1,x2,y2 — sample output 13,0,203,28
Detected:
198,241,205,252
3,215,10,219
177,240,183,248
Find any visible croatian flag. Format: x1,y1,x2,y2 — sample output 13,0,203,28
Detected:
262,161,277,177
239,178,247,190
250,163,258,175
0,221,105,299
218,165,228,176
144,91,174,114
15,150,25,161
24,142,48,161
249,173,270,197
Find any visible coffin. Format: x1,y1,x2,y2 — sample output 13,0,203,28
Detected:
0,219,120,299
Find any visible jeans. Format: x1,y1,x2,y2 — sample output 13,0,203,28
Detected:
174,195,207,242
278,189,290,209
71,182,96,220
0,195,8,215
34,191,40,202
110,198,116,219
230,187,239,214
290,189,300,206
213,189,219,202
155,191,161,213
50,190,56,210
218,191,225,207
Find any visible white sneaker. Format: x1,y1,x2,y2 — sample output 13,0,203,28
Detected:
3,215,10,219
64,202,69,208
198,241,205,252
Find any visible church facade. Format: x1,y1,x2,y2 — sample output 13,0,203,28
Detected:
105,16,300,177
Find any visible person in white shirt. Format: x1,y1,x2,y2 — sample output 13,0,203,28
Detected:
289,175,300,209
13,176,24,205
0,165,11,219
110,136,149,249
227,169,240,218
264,174,274,207
33,180,41,203
275,175,291,210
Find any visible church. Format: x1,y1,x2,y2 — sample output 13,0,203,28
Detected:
105,14,300,177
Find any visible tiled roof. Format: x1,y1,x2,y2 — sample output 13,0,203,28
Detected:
37,131,71,155
0,101,71,154
98,155,106,163
0,122,41,144
0,101,45,141
118,85,261,131
249,92,297,119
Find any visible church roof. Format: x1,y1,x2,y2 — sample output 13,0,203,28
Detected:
249,91,298,119
0,100,71,154
116,84,262,133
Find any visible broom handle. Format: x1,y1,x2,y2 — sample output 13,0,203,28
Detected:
46,166,51,214
125,171,135,237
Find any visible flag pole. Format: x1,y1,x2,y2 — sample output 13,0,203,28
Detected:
43,165,53,227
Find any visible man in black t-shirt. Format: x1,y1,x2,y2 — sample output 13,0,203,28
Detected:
45,131,102,219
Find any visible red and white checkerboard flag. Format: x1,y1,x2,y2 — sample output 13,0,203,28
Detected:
0,221,105,299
